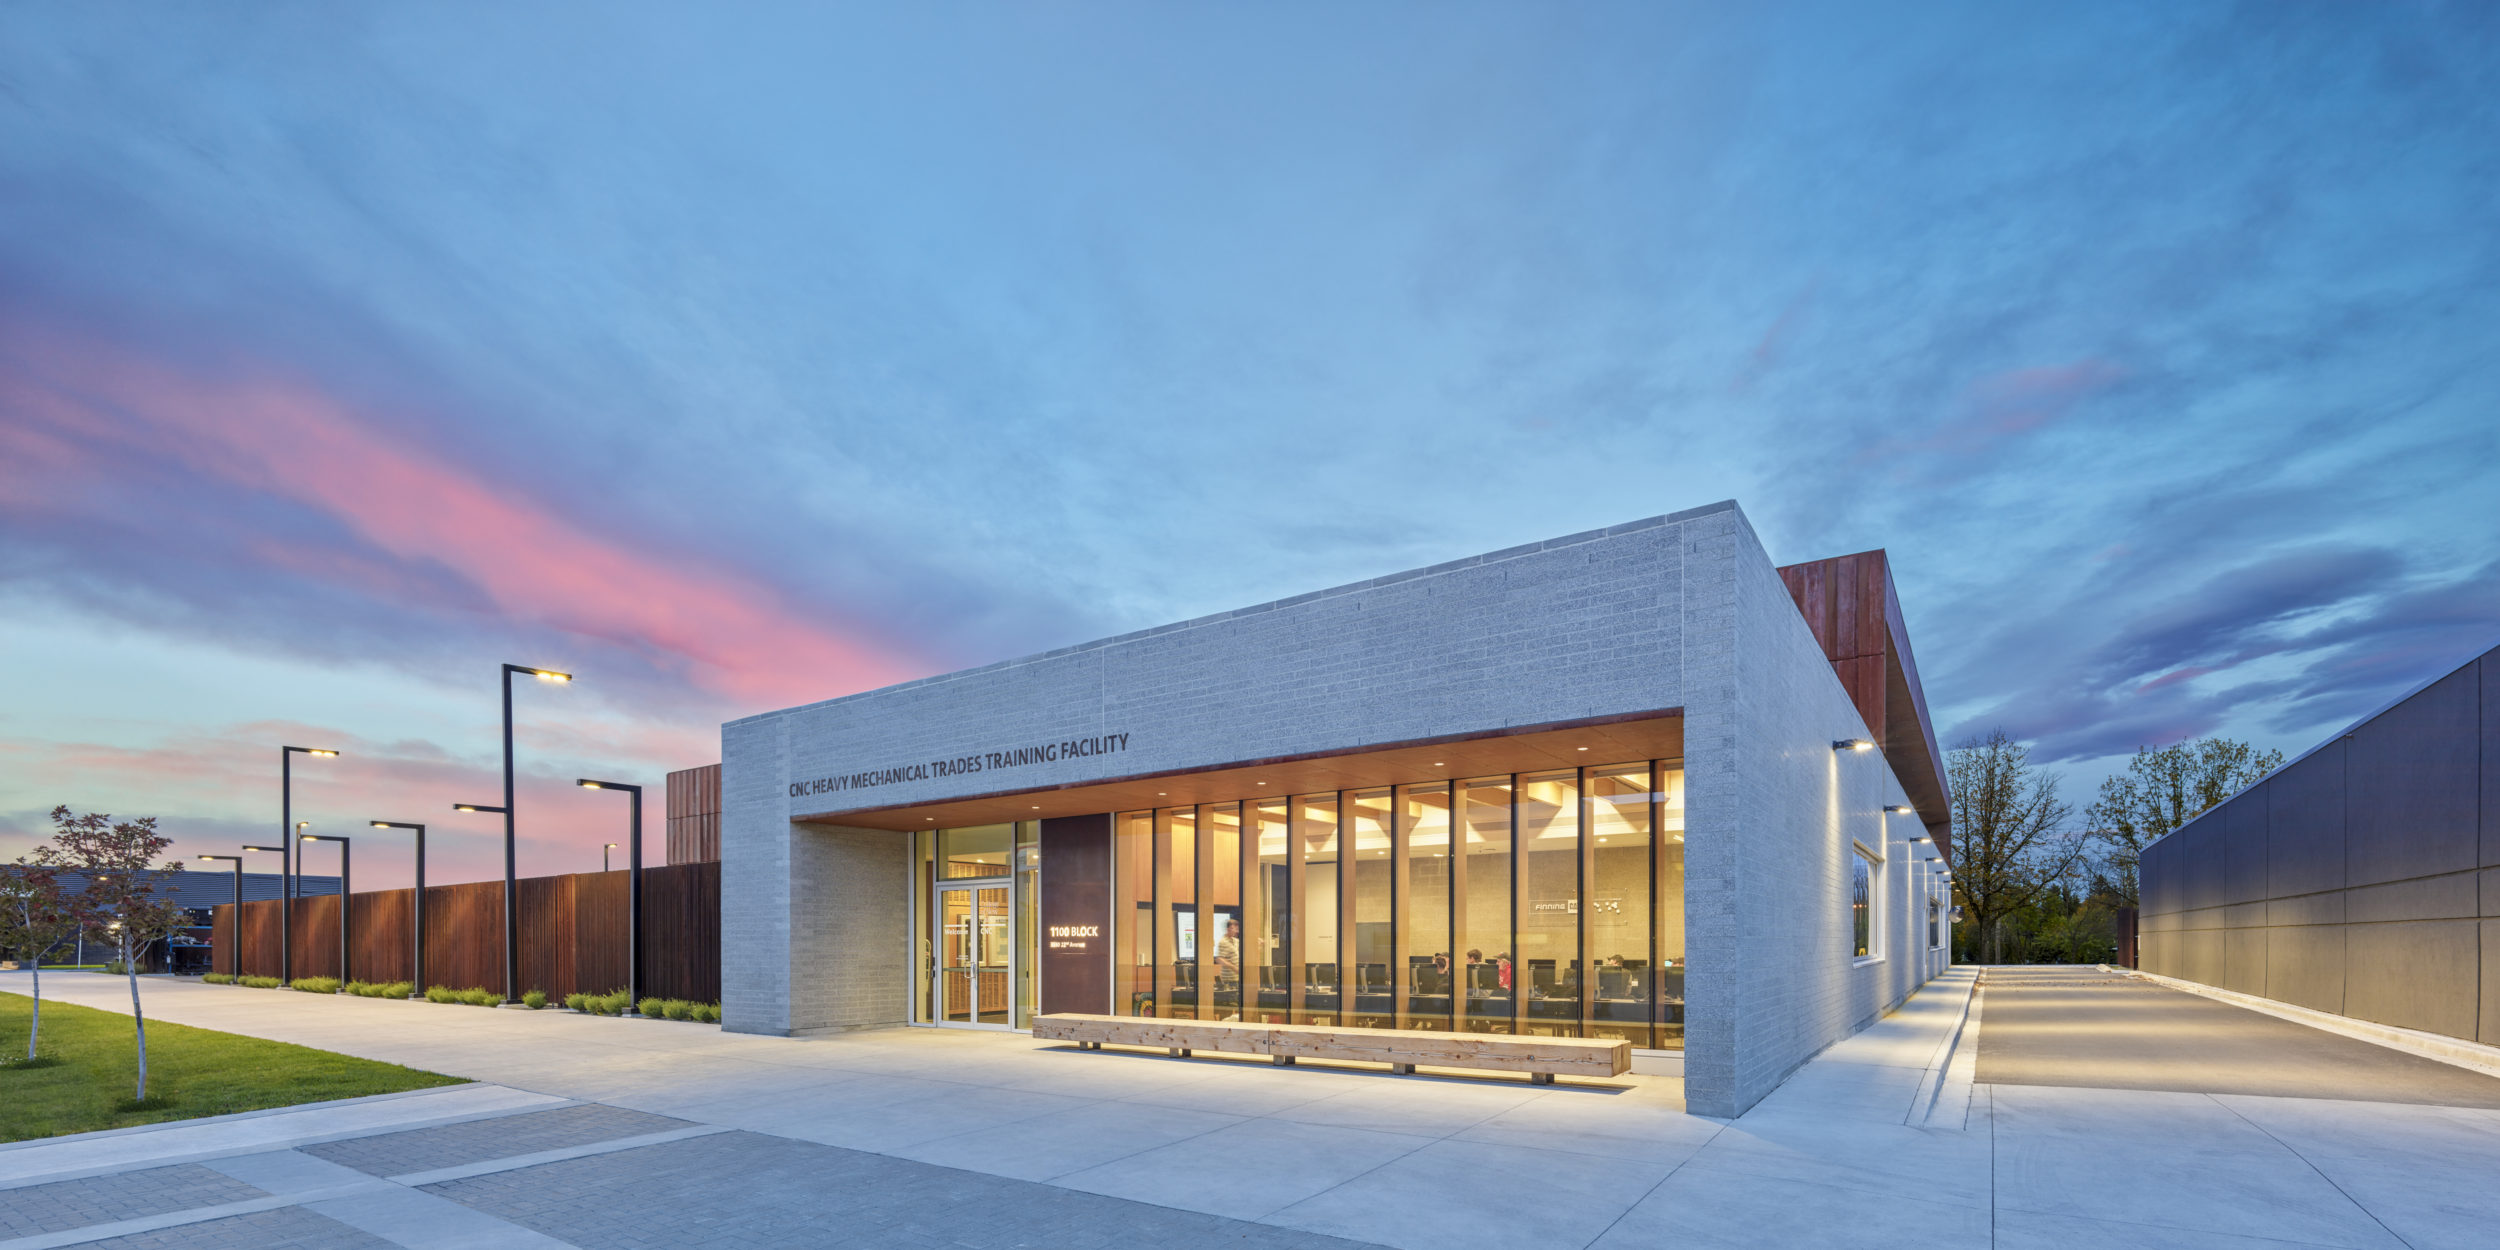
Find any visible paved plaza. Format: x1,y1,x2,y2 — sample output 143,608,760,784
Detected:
7,966,2500,1248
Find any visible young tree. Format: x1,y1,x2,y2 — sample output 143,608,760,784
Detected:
0,853,85,1060
47,807,186,1100
1948,730,2084,964
2087,737,2286,904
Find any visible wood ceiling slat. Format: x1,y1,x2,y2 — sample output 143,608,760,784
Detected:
803,712,1685,832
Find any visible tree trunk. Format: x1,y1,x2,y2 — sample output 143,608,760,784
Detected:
125,932,148,1100
26,962,39,1060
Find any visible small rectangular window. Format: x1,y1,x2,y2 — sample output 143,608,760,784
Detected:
1849,846,1881,962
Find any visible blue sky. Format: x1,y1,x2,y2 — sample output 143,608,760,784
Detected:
4,3,2496,883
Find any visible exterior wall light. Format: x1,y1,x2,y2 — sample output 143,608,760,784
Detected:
1833,738,1875,752
1885,804,1914,814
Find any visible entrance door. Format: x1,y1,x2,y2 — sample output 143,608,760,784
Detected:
936,883,1012,1027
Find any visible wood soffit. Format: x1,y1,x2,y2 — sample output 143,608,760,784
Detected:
802,712,1687,832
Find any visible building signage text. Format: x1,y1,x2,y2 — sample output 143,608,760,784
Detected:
789,732,1131,799
1047,923,1099,952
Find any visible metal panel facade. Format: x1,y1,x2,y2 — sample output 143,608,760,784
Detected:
2142,643,2499,1044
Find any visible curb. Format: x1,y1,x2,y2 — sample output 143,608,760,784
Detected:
1905,968,1979,1129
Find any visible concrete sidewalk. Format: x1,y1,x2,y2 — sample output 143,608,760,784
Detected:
12,966,2500,1248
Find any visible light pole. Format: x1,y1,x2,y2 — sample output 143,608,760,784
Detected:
242,844,288,979
577,779,643,1012
603,843,618,872
370,822,426,996
197,854,243,977
279,745,339,982
499,664,571,1002
302,832,350,984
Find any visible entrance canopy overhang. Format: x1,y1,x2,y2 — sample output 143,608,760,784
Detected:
798,710,1686,832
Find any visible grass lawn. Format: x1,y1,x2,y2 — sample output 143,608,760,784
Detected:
0,988,461,1143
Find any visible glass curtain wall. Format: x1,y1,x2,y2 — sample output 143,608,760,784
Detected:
1397,784,1451,1030
1253,801,1290,1021
910,822,1037,1028
1295,795,1340,1025
1117,760,1686,1048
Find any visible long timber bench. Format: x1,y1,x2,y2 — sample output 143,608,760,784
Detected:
1032,1013,1630,1083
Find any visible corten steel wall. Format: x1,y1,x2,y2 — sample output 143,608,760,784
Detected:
214,862,720,1002
2139,642,2498,1043
668,764,723,864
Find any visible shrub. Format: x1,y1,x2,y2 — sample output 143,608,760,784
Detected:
202,972,235,985
662,999,695,1021
522,989,548,1010
344,980,414,998
637,997,667,1018
290,976,341,994
424,983,459,1004
457,987,501,1007
240,975,284,989
694,1002,720,1023
570,988,632,1016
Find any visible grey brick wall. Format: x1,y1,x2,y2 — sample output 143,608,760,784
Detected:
1684,508,1934,1117
720,499,1949,1114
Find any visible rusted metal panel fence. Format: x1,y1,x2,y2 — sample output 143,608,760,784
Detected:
213,862,719,1002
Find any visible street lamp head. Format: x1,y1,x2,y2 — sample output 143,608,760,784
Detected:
576,778,639,794
244,844,285,853
603,842,618,849
506,663,573,683
452,803,507,814
286,745,342,757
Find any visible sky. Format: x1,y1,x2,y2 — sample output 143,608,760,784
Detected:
4,3,2496,887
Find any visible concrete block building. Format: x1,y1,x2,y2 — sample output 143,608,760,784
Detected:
2140,640,2500,1043
719,500,1954,1117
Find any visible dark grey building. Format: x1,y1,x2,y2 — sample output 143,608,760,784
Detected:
2139,640,2499,1044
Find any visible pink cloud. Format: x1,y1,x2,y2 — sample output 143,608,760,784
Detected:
1857,357,2128,465
1963,359,2128,436
2135,664,2220,694
1,319,922,706
1,720,696,888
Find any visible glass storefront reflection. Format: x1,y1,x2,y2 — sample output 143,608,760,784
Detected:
1116,759,1687,1049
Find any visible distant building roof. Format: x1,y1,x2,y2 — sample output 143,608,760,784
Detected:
51,870,339,912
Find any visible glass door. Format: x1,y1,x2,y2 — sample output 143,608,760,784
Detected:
935,882,1012,1027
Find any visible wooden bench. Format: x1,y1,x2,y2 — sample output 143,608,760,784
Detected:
1032,1014,1630,1083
